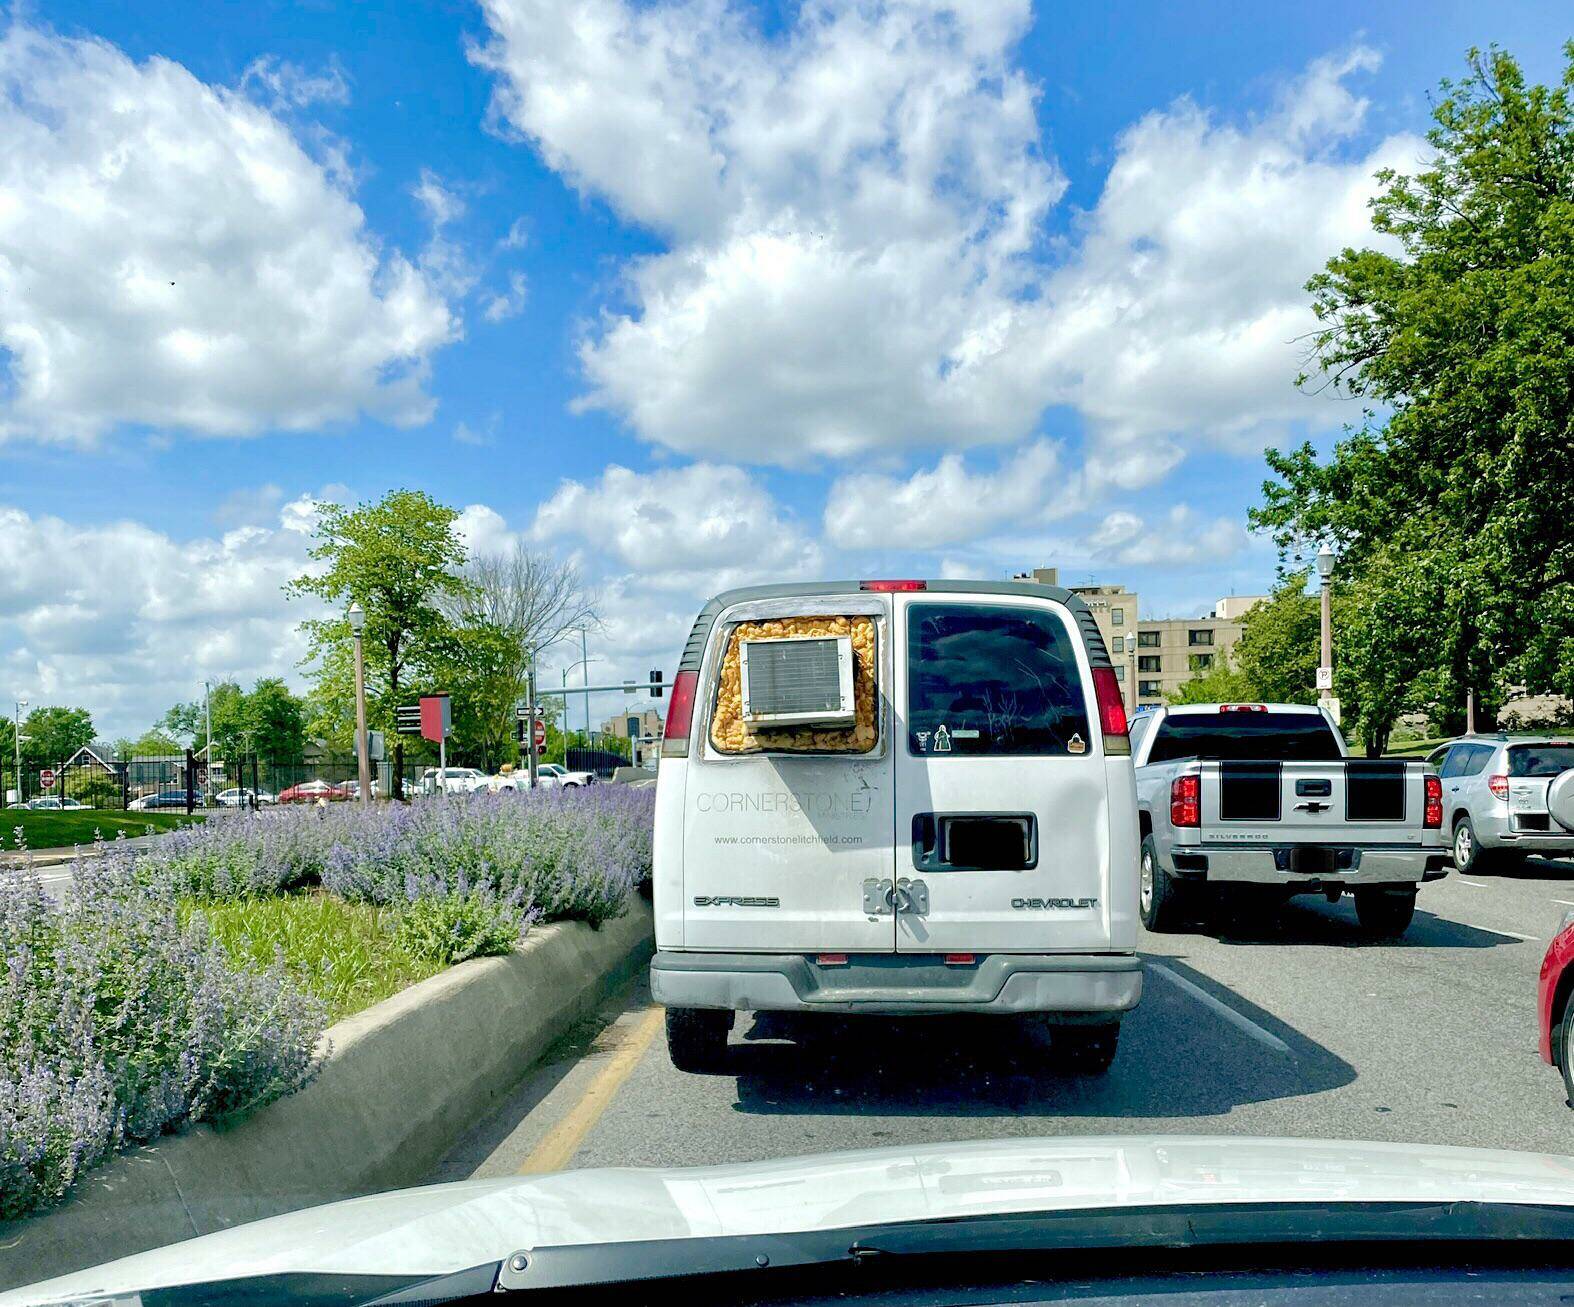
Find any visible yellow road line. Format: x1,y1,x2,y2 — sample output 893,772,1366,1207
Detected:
518,1005,665,1174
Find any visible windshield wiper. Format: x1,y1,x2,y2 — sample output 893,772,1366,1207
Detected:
493,1200,1574,1292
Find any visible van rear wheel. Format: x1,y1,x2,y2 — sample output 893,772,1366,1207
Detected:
1053,1024,1120,1075
665,1007,732,1073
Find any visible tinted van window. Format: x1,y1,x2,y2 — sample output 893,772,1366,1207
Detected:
907,603,1089,756
1146,712,1344,763
1508,743,1574,777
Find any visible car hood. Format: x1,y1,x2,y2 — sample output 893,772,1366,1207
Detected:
13,1135,1574,1303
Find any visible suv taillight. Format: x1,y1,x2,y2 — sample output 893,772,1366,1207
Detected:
1488,773,1509,801
1171,774,1200,827
661,670,698,758
1090,665,1129,755
1424,773,1443,828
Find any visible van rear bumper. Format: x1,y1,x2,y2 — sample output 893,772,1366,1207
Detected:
649,951,1142,1017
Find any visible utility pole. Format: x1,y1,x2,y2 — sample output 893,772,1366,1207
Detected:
204,679,213,805
349,602,371,805
580,627,591,741
1316,544,1336,707
11,698,26,808
526,652,540,790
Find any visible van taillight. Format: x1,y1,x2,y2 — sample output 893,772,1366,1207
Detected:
661,670,698,757
1171,774,1200,827
860,579,927,591
1424,774,1443,828
1091,665,1129,754
1488,773,1509,801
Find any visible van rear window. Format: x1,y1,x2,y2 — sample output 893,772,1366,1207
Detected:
1508,744,1574,777
906,603,1089,756
1146,712,1343,763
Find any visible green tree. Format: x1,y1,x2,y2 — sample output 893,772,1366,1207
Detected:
126,729,181,757
1165,650,1255,705
21,706,95,769
289,490,471,798
247,678,306,762
1231,578,1321,706
1255,44,1574,723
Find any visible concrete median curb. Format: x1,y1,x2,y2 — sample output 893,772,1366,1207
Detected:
0,900,655,1294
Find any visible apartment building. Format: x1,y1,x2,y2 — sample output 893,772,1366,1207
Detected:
1012,567,1266,709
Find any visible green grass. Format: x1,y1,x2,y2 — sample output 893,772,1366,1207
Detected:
188,893,444,1022
1384,735,1453,759
2,808,200,851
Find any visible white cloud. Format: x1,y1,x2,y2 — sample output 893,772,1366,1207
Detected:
1088,505,1245,568
0,24,458,444
0,502,327,739
477,0,1060,463
478,6,1421,490
824,441,1068,549
240,55,350,109
413,168,466,227
530,462,822,579
481,271,529,322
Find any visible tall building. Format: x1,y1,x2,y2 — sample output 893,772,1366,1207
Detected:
599,707,665,766
1012,567,1267,709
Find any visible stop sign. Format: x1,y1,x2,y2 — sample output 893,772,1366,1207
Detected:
39,768,55,789
534,719,546,750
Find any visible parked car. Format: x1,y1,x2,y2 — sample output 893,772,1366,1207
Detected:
1539,911,1574,1106
1436,735,1574,873
216,787,277,807
652,577,1141,1075
129,790,193,811
276,780,351,804
537,762,595,787
21,796,89,810
1132,703,1448,937
419,767,491,795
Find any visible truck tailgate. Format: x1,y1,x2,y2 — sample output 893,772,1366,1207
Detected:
1202,759,1429,845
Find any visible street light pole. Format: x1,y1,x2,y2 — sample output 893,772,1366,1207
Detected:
204,679,213,803
348,602,371,806
1316,543,1336,708
11,698,26,808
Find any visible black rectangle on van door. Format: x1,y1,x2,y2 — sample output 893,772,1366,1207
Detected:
912,813,1038,871
1219,762,1282,821
1345,759,1406,822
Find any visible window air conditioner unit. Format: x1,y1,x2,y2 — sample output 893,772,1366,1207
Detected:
739,635,856,728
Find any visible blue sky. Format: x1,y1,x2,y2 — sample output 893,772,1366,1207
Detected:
2,1,1571,738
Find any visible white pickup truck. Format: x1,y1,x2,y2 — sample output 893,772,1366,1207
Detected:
1133,703,1448,938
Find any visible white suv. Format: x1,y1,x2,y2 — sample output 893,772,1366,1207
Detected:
1438,735,1574,872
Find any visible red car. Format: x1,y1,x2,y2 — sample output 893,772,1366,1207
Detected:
1538,914,1574,1103
276,779,351,804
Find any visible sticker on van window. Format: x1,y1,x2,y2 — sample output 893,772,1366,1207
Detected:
916,730,932,750
1068,732,1086,754
933,724,953,752
953,728,980,739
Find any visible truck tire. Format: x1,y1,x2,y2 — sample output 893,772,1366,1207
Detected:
1139,834,1189,932
665,1007,732,1073
1354,886,1416,938
1054,1024,1120,1075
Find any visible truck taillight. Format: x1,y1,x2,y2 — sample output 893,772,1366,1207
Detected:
661,670,698,758
1171,774,1200,827
1488,773,1509,802
859,579,927,591
1090,666,1129,755
1219,704,1268,712
1424,773,1443,828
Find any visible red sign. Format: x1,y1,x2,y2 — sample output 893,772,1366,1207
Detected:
39,768,55,789
419,694,451,744
534,719,546,750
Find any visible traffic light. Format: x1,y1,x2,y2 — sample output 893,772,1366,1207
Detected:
650,669,663,698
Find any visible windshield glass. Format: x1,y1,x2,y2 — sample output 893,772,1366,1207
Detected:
1508,744,1574,777
10,8,1574,1303
1146,713,1345,762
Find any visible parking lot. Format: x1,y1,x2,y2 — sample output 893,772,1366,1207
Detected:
430,860,1574,1183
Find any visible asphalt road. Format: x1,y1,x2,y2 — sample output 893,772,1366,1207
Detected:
431,861,1574,1184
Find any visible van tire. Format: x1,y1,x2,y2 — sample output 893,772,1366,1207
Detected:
1139,835,1189,932
1354,886,1416,938
665,1007,732,1073
1054,1024,1119,1075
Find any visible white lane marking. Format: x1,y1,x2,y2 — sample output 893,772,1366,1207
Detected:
1455,878,1488,888
1552,899,1574,908
1468,925,1543,942
1147,960,1292,1057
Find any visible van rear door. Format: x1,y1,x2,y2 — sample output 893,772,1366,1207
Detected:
892,595,1114,954
680,595,896,954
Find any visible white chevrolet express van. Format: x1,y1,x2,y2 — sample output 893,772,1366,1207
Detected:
651,579,1142,1074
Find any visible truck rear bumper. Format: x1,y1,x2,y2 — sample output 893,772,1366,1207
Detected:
650,950,1142,1017
1172,844,1447,887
